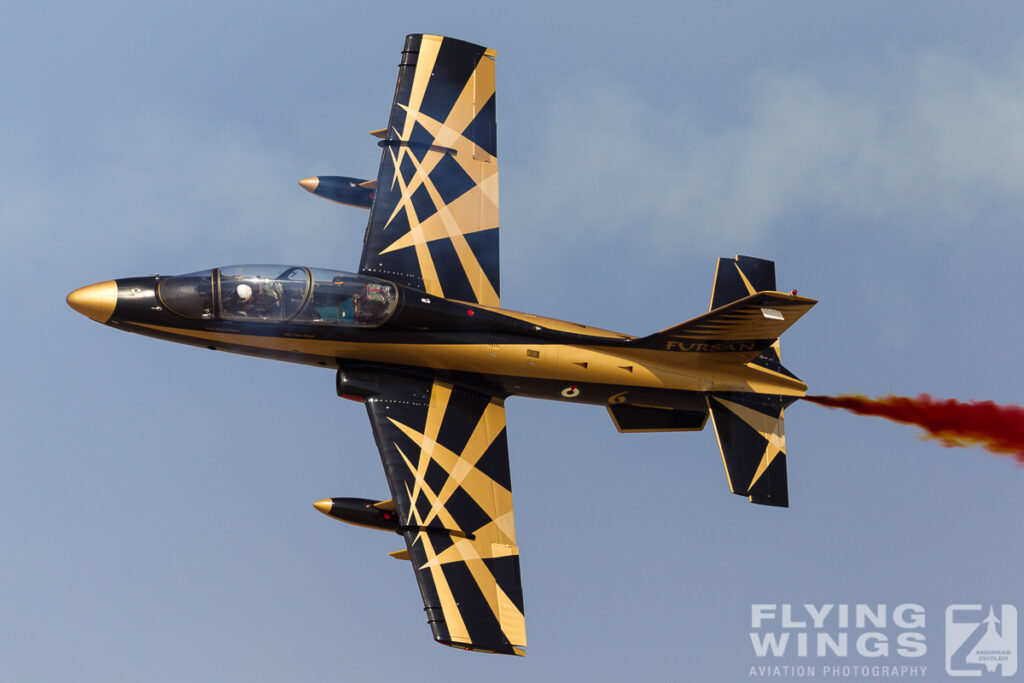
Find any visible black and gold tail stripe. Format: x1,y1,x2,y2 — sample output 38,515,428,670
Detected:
364,376,525,655
360,34,500,307
706,392,796,507
709,255,778,311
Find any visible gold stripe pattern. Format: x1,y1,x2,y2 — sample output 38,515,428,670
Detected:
373,35,500,306
387,381,525,647
711,396,787,492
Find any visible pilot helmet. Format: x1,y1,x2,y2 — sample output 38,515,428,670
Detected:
236,283,253,301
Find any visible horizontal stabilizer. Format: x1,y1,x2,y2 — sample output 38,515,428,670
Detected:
639,291,816,353
707,393,795,507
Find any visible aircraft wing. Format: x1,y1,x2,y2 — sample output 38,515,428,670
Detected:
364,374,526,655
359,34,500,306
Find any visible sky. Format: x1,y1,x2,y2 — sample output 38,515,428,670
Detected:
3,2,1024,681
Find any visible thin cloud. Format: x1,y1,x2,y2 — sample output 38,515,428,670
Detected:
515,50,1024,250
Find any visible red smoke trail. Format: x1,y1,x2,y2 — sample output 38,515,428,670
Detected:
804,394,1024,462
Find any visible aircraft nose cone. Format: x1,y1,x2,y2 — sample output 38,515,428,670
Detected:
67,280,118,323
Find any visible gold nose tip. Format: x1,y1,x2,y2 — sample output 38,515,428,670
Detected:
67,280,118,323
313,499,333,515
298,176,320,193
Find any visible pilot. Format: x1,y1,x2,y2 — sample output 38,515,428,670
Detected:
356,285,388,322
252,278,282,317
229,283,255,317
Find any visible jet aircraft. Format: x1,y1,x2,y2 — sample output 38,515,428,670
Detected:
67,34,816,656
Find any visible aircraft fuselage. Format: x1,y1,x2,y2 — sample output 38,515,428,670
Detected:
68,266,807,417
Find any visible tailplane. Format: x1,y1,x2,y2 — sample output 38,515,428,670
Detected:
640,291,815,355
707,392,796,507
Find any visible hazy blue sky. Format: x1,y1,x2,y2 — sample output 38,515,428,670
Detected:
4,2,1024,681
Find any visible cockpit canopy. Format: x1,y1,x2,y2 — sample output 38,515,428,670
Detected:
157,265,398,326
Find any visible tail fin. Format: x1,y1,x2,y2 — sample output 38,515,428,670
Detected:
638,256,812,507
701,258,808,506
707,392,796,507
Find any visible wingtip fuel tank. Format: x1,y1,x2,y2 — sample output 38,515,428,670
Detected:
312,497,400,532
298,175,375,209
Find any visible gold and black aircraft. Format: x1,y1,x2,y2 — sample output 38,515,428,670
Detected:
67,34,816,656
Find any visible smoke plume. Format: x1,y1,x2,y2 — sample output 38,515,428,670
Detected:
804,394,1024,462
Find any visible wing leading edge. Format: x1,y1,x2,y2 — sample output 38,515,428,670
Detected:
359,34,500,306
364,373,525,655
